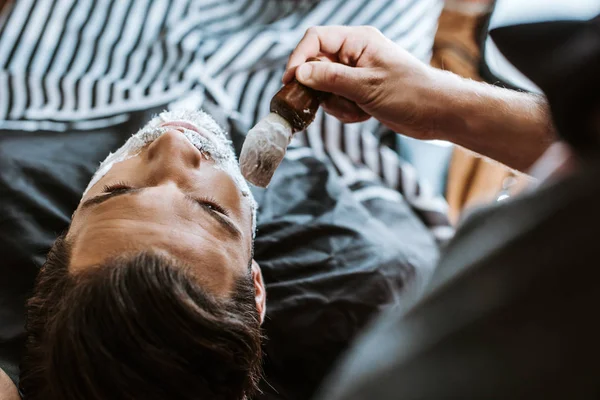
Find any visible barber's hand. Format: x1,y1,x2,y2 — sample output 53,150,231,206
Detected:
283,26,444,139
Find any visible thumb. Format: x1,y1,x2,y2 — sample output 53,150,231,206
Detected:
295,61,373,104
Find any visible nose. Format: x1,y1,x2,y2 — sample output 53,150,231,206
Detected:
146,129,203,169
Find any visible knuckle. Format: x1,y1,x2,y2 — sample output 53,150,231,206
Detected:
361,26,381,36
341,114,362,124
325,65,344,86
306,26,320,36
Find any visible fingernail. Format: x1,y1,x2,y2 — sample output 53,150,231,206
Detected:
297,63,312,82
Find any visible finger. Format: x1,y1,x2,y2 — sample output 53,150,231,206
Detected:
283,28,320,83
323,95,370,119
296,61,375,104
282,55,333,84
283,26,357,83
321,95,371,124
282,64,299,84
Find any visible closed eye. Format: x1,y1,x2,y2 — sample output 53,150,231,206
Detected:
184,195,241,239
101,183,229,217
80,185,242,239
195,196,229,217
102,182,134,193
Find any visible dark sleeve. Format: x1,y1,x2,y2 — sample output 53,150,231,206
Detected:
313,169,600,400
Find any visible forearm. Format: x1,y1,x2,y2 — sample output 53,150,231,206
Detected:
285,25,557,171
429,70,556,171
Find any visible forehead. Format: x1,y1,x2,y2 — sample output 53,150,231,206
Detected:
69,189,251,297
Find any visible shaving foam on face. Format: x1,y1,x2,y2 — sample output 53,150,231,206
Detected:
82,109,258,233
239,113,293,188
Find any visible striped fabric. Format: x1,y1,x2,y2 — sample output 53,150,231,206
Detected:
0,0,452,241
289,124,455,243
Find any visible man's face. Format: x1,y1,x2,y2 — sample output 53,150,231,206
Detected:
68,110,259,298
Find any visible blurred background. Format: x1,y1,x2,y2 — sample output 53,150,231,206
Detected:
422,0,599,222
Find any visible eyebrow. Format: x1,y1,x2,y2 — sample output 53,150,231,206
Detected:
80,187,242,240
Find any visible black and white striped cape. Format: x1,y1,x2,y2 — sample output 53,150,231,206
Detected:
0,0,453,241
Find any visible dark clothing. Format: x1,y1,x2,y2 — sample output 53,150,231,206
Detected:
316,163,600,400
0,108,440,399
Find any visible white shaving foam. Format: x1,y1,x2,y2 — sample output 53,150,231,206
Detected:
82,109,258,233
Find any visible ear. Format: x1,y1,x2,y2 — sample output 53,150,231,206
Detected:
251,260,266,324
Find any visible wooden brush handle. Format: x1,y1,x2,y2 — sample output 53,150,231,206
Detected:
270,58,323,132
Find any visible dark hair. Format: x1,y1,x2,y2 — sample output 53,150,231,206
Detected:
20,233,263,400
